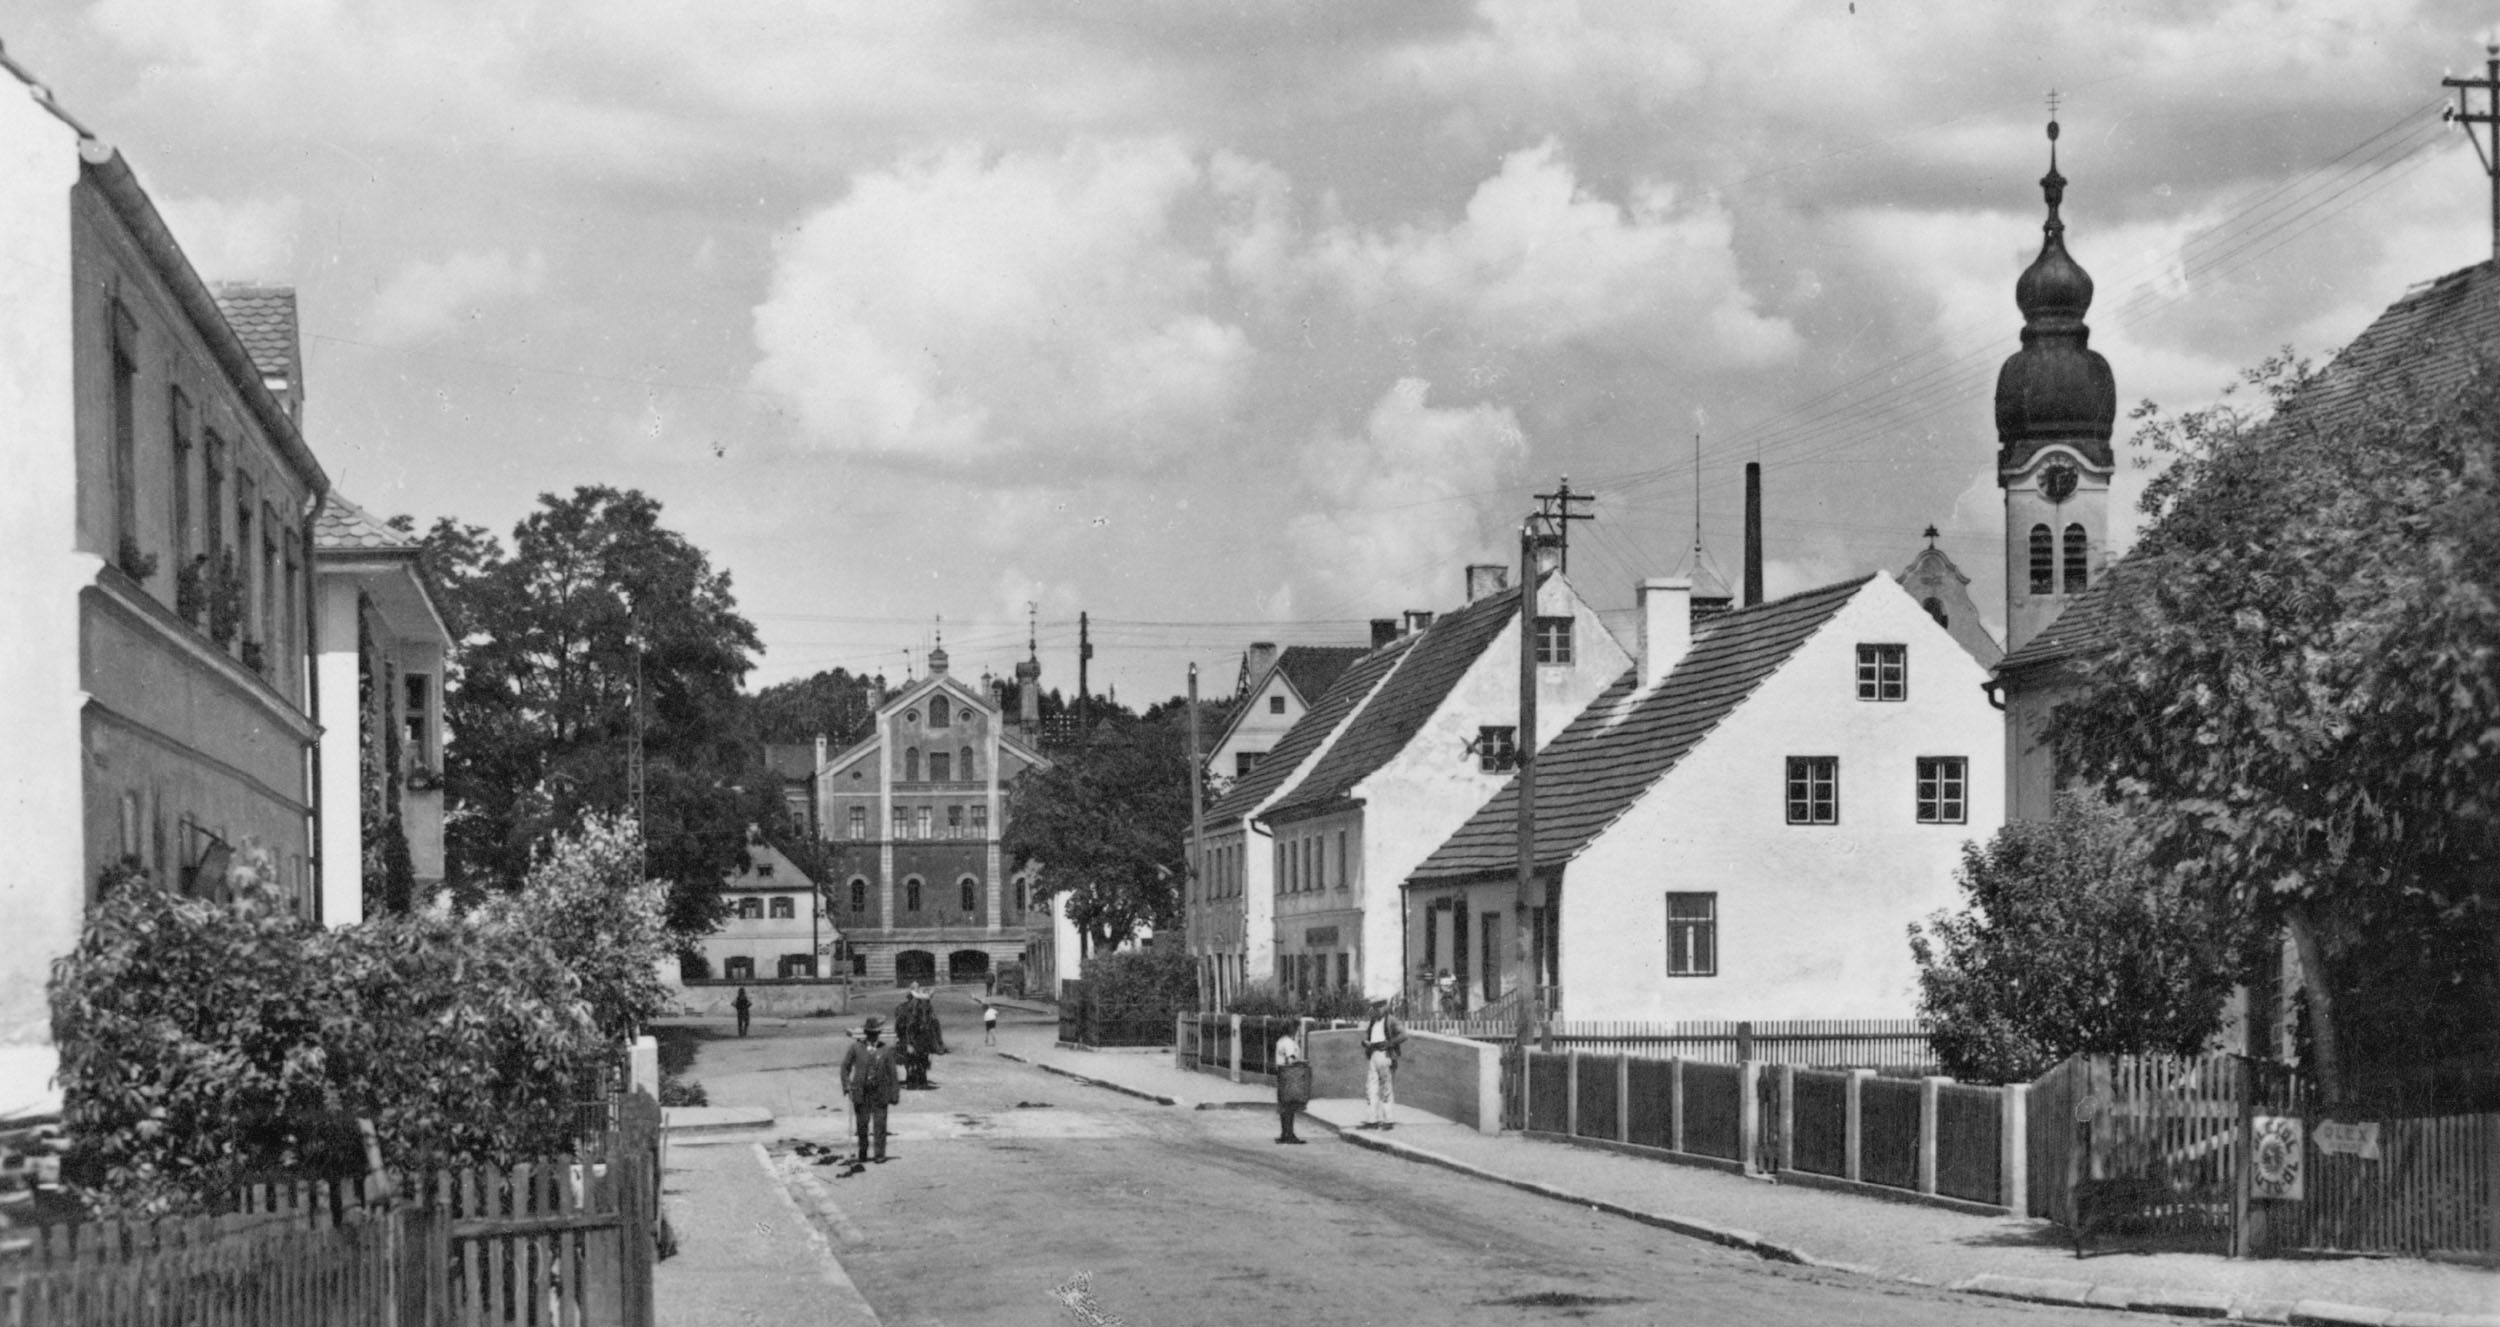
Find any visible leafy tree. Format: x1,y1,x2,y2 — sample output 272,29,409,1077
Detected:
745,667,882,750
487,813,673,1043
1004,702,1214,951
2051,353,2500,1107
415,487,770,935
1909,796,2245,1083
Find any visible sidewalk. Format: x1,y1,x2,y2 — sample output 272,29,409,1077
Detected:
651,1136,879,1327
999,1026,2500,1326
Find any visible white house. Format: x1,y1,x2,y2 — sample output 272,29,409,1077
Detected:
1406,573,2005,1021
1249,570,1630,1004
1205,642,1368,793
697,829,826,981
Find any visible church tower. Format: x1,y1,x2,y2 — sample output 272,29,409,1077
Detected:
1996,117,2116,655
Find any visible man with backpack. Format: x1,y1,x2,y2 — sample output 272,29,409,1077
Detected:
839,1016,902,1164
1356,1000,1405,1130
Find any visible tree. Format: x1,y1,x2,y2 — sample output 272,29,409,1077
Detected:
1909,796,2245,1083
1003,702,1212,951
2050,353,2500,1108
416,487,771,935
744,667,882,750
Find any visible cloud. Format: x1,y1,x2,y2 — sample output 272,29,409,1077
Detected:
363,249,548,345
1285,378,1528,610
1251,140,1799,367
750,137,1252,469
154,193,303,282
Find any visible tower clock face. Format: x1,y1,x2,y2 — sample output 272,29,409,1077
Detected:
2042,464,2078,503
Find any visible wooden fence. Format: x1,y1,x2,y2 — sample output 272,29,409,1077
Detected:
2265,1112,2497,1260
0,1093,662,1326
1405,1018,1936,1070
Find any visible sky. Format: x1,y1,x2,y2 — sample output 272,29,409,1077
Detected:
11,1,2496,704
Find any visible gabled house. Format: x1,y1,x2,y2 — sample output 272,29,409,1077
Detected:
697,827,824,981
1407,574,2005,1021
1247,569,1630,1004
1205,642,1368,794
311,493,453,921
777,644,1049,987
3,53,331,1107
1194,635,1414,1007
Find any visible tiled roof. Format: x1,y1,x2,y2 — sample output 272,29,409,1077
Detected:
313,493,419,554
1409,575,1874,883
2299,260,2500,427
210,284,299,382
1262,585,1527,824
1207,638,1412,824
1994,567,2127,673
1276,645,1367,706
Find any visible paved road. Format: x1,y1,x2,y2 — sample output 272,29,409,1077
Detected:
686,993,2156,1327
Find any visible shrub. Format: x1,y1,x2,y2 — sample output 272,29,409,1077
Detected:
1082,948,1197,1020
1221,980,1376,1021
490,814,671,1043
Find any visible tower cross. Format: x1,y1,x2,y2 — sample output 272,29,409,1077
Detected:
2444,44,2500,260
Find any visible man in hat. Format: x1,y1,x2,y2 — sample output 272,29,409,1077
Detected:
1357,999,1406,1131
895,987,938,1089
839,1017,901,1164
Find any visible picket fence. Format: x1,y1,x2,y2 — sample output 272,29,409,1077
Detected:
0,1093,663,1326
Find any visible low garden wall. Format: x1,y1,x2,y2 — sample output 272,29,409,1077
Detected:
669,978,850,1018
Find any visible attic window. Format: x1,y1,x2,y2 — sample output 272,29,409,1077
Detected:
1475,725,1518,772
1534,616,1574,665
1269,695,1286,714
1855,645,1906,702
757,862,776,878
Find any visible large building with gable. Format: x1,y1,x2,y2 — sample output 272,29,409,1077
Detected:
774,643,1048,987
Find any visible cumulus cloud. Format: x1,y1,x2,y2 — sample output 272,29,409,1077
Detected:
1251,140,1798,367
1286,378,1528,609
750,137,1252,468
363,249,548,345
155,193,303,283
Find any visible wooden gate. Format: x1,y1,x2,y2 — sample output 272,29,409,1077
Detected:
2027,1054,2238,1246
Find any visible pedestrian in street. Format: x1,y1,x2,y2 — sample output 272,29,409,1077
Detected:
1435,969,1455,1019
1272,1028,1310,1144
1357,999,1405,1130
732,986,752,1037
839,1017,900,1164
981,998,999,1046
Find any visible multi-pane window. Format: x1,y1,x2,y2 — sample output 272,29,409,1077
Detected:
1269,695,1286,714
930,696,951,728
169,388,193,566
1666,892,1717,976
738,897,763,920
971,804,988,836
1785,756,1838,824
1855,644,1906,701
849,878,866,912
405,673,432,761
757,862,775,878
2028,524,2054,594
848,806,867,841
2063,524,2090,594
769,896,793,919
947,805,964,837
892,807,909,839
904,748,921,781
959,746,974,780
1534,615,1574,665
915,806,933,838
1236,752,1260,777
1477,725,1518,772
1917,757,1968,824
930,752,953,782
959,878,976,912
109,303,138,551
905,879,922,912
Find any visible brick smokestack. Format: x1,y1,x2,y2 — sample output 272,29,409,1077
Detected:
1744,461,1764,607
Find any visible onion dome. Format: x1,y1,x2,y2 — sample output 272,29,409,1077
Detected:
1994,120,2116,473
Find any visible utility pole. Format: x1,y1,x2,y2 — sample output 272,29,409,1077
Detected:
1186,663,1205,999
1077,611,1094,733
629,641,648,878
1533,476,1596,574
2445,44,2500,261
1513,479,1587,1102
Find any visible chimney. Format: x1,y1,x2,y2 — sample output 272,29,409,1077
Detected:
813,732,828,773
1403,609,1436,635
1244,642,1279,689
1638,577,1693,685
1370,618,1399,649
1465,564,1511,603
1744,462,1764,607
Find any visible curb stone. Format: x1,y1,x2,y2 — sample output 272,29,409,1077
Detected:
2128,1287,2233,1318
1959,1274,2096,1306
994,1053,1179,1107
2290,1304,2394,1327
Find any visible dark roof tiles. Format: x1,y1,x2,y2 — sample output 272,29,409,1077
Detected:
1275,646,1367,706
313,493,419,554
1409,575,1875,883
1207,637,1412,824
209,284,299,383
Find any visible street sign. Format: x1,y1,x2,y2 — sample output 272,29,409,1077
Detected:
2251,1116,2305,1201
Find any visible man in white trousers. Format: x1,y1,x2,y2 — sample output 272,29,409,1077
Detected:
1357,1000,1405,1130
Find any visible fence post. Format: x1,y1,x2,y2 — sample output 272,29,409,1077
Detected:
1617,1054,1631,1145
1778,1064,1797,1174
1565,1050,1581,1137
2002,1083,2029,1215
2485,1112,2500,1269
1738,1059,1761,1176
1229,1014,1244,1084
1918,1076,1949,1196
1174,1012,1188,1073
1670,1057,1686,1154
1736,1021,1754,1062
1845,1068,1874,1183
